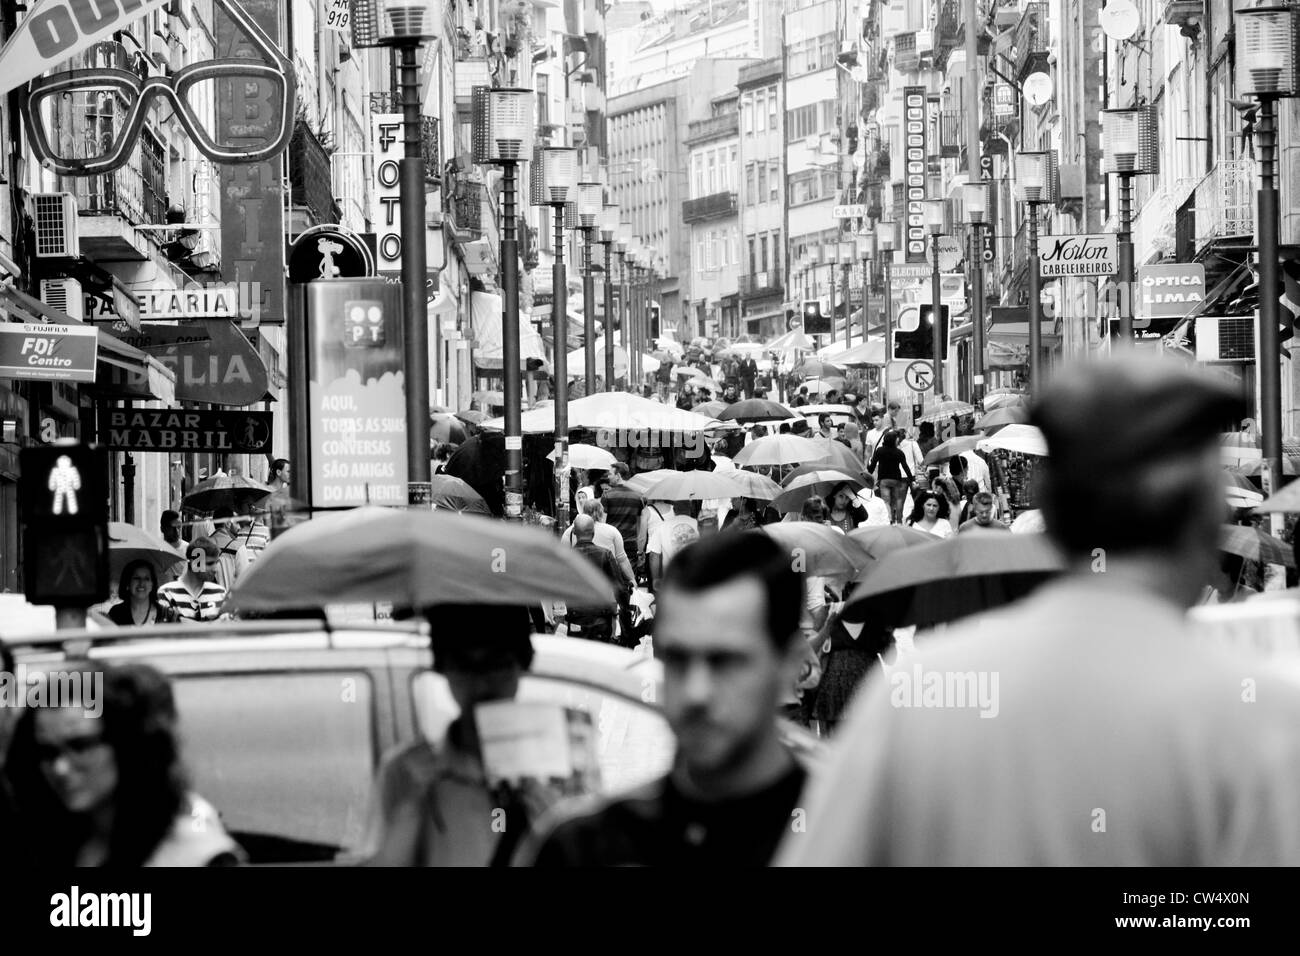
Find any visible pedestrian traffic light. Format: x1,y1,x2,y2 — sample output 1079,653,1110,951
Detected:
19,442,110,607
893,304,949,360
802,298,830,334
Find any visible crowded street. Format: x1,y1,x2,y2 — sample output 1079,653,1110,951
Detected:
0,0,1298,937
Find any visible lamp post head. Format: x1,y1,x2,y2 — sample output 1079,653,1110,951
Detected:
924,199,947,235
1235,5,1300,98
964,181,988,223
1015,151,1050,204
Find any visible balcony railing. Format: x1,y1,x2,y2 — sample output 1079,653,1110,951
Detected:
1187,159,1255,253
450,180,484,240
289,121,341,226
71,135,167,227
685,113,739,144
682,191,738,224
1012,2,1050,81
1132,177,1199,264
939,109,963,158
895,32,918,71
739,271,783,297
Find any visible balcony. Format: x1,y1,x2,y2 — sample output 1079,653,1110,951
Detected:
1012,2,1050,82
289,121,341,228
939,109,963,159
739,271,784,298
682,191,738,224
449,180,485,241
1183,159,1255,255
980,85,1019,146
73,135,168,262
895,32,918,71
685,113,739,145
934,0,961,71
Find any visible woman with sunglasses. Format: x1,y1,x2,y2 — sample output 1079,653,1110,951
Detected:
4,662,243,866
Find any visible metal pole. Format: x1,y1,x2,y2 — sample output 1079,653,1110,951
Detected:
619,254,629,389
931,232,944,397
583,229,597,394
1117,173,1135,342
842,262,851,348
552,210,569,532
501,161,523,521
861,255,870,349
883,258,892,405
971,220,986,403
966,0,980,185
1027,204,1043,392
1258,96,1283,510
398,42,431,505
603,243,615,391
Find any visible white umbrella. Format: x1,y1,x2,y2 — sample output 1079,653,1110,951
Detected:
1010,509,1046,533
481,391,720,435
766,329,814,353
566,337,629,379
548,443,617,470
977,424,1049,457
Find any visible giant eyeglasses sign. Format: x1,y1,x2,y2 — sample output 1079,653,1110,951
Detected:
16,0,294,176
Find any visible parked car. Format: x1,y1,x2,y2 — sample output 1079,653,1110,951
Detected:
4,621,819,864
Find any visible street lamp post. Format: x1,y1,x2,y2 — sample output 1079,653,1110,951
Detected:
1101,107,1159,343
856,234,872,353
925,199,947,395
878,220,895,404
1236,3,1300,512
599,205,620,391
575,182,604,394
964,181,988,404
473,87,535,521
839,241,854,348
533,147,580,531
615,237,629,387
1015,152,1051,393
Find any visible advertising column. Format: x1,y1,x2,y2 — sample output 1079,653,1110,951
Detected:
305,280,408,507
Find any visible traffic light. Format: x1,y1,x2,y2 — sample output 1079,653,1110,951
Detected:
893,304,949,360
19,442,110,607
649,302,661,338
802,298,830,334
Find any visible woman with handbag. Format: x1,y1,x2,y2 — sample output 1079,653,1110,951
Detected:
809,584,894,737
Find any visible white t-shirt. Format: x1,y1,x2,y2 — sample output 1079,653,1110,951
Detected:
912,517,953,538
646,514,700,567
855,491,891,527
960,451,992,494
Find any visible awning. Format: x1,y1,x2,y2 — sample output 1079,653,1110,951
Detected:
469,290,551,371
0,284,175,401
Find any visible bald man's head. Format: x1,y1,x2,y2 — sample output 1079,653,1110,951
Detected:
573,513,597,542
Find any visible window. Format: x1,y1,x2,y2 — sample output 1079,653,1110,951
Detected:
788,169,839,206
728,146,738,189
748,235,757,274
769,232,781,275
755,90,766,132
745,162,756,205
768,160,780,202
768,87,779,130
707,152,717,193
787,33,837,77
743,94,754,135
757,162,768,202
692,153,705,198
760,235,769,272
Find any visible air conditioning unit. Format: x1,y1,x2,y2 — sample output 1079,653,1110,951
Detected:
33,193,80,258
1195,316,1254,362
40,277,86,320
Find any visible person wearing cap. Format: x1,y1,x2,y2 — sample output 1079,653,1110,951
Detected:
778,356,1300,866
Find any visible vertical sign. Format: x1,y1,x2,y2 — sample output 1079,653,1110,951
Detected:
215,0,286,325
371,114,405,276
903,86,928,264
306,280,408,507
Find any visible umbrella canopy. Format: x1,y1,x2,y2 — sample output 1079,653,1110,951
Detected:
655,337,684,356
847,524,934,561
720,469,784,500
773,470,865,513
108,522,184,583
917,400,975,424
692,400,729,418
431,413,467,445
977,424,1048,457
765,329,814,353
802,377,848,396
842,531,1067,628
549,443,617,471
643,470,741,502
834,338,888,367
976,405,1031,432
1228,459,1300,478
717,398,797,424
566,337,630,380
182,473,273,513
428,475,491,515
1219,524,1295,567
1010,509,1047,534
811,438,867,476
982,389,1029,411
733,434,828,468
1256,479,1300,513
793,358,845,379
228,507,615,612
482,391,719,435
781,463,861,485
922,435,982,467
454,409,488,425
729,342,768,359
623,468,681,497
760,523,872,578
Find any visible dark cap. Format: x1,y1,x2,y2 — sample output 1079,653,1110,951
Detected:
1031,356,1246,469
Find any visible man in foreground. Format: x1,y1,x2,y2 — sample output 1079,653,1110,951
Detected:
958,492,1009,532
778,357,1300,865
523,533,809,865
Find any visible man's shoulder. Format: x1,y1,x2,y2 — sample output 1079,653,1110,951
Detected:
527,778,669,865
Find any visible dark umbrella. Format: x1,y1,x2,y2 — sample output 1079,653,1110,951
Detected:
108,522,184,583
922,435,983,467
717,398,797,424
842,531,1067,628
1219,524,1295,567
182,473,273,513
454,409,488,425
431,413,467,444
429,475,491,515
976,405,1031,433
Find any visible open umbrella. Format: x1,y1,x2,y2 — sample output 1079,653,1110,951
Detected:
811,439,867,476
428,475,491,515
1010,509,1047,534
1228,459,1300,479
976,405,1031,433
916,401,975,424
842,531,1067,628
733,434,828,468
1255,480,1300,513
1220,524,1295,567
228,507,614,612
182,473,273,513
623,468,681,497
643,470,742,502
847,524,934,561
794,358,845,379
761,523,872,578
431,413,467,445
922,435,983,467
549,443,617,471
982,388,1029,411
773,470,865,514
471,390,505,407
720,469,785,500
977,424,1049,457
717,398,797,424
108,522,184,583
802,377,848,397
692,400,729,419
454,409,488,425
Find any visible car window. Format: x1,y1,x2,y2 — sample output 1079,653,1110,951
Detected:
411,673,676,795
172,672,376,862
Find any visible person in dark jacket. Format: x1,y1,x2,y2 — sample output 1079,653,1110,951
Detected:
868,431,913,524
738,357,758,398
565,515,624,643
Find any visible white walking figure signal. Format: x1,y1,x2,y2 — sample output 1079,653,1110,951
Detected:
48,455,82,515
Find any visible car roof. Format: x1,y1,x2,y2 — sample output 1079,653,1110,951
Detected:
799,404,855,416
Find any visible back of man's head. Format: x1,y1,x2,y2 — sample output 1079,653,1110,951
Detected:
610,462,629,482
672,499,694,516
573,513,597,542
1032,357,1242,564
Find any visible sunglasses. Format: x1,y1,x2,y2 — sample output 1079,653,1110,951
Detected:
21,0,294,176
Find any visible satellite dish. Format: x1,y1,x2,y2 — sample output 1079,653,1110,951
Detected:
1024,72,1053,107
1100,0,1140,41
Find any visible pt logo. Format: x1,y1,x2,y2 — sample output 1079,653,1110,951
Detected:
48,455,82,515
904,361,934,392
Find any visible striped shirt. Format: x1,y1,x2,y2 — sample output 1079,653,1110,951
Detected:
157,580,228,623
239,521,271,555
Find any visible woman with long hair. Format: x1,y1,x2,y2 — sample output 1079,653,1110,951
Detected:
906,489,954,538
107,560,173,627
868,430,913,524
4,662,242,866
826,482,868,533
809,581,894,737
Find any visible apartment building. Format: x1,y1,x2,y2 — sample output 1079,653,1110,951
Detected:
736,56,786,338
684,93,743,339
